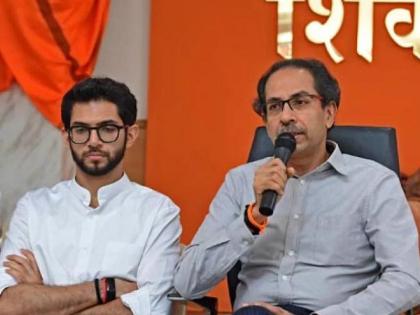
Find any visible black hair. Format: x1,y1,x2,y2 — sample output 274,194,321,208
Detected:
61,77,137,129
253,59,340,118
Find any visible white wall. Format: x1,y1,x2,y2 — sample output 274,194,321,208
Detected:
0,85,73,239
94,0,150,119
0,0,151,240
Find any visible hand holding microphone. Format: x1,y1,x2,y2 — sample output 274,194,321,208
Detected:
253,133,296,218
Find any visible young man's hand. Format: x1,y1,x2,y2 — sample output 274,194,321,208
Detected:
114,278,138,297
3,249,43,284
402,169,420,201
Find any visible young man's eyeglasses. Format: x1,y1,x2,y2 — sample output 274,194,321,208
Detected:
68,124,126,144
265,93,323,117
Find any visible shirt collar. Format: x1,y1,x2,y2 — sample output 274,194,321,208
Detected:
70,173,131,208
322,140,349,176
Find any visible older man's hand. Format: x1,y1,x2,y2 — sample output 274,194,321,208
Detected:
239,302,293,315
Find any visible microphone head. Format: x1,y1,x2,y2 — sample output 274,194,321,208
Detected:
274,132,296,152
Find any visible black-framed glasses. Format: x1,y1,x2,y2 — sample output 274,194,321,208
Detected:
265,93,323,117
68,124,126,144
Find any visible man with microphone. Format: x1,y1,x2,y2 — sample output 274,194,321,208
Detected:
174,59,420,314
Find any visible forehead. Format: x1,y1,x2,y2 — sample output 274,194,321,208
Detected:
70,100,122,124
265,67,316,99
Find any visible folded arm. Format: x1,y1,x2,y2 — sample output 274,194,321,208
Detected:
0,282,97,315
0,249,136,315
74,298,133,315
0,281,135,315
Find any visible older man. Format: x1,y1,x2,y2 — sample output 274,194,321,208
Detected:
174,59,420,315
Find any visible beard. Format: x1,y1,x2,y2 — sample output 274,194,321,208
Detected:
70,139,126,177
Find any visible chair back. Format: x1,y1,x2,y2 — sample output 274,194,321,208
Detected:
227,125,400,306
247,126,399,174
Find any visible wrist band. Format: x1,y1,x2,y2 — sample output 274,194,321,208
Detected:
94,279,104,304
106,278,116,302
100,278,107,304
247,203,267,232
244,203,267,235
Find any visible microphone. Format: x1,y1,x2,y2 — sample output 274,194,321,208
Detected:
259,132,296,216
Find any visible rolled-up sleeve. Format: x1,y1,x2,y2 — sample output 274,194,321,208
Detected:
121,200,181,315
0,194,32,295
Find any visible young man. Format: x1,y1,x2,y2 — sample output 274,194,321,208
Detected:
174,59,420,315
0,78,181,315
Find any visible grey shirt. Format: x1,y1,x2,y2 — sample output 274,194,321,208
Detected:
174,142,420,314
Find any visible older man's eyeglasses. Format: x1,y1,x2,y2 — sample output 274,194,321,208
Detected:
68,124,126,144
265,94,323,117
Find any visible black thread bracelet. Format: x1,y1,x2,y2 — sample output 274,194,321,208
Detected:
94,278,104,304
106,278,116,302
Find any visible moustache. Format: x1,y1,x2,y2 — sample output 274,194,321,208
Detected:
83,150,109,158
278,125,305,135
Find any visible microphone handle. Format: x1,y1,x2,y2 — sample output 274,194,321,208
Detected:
259,190,277,216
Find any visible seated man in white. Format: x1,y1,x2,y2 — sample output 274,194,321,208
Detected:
0,77,181,315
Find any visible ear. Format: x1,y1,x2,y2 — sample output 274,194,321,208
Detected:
62,128,70,148
125,123,140,149
324,102,337,129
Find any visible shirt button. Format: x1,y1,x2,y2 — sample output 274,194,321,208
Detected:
281,275,289,281
293,214,300,219
288,250,295,256
300,179,305,185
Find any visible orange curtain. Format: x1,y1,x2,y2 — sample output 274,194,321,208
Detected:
0,0,110,127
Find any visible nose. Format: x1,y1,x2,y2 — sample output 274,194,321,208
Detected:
87,129,101,146
279,101,296,125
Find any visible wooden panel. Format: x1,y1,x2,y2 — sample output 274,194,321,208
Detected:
125,119,147,184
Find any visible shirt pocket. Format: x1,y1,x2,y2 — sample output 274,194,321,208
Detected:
311,213,368,265
101,241,142,278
